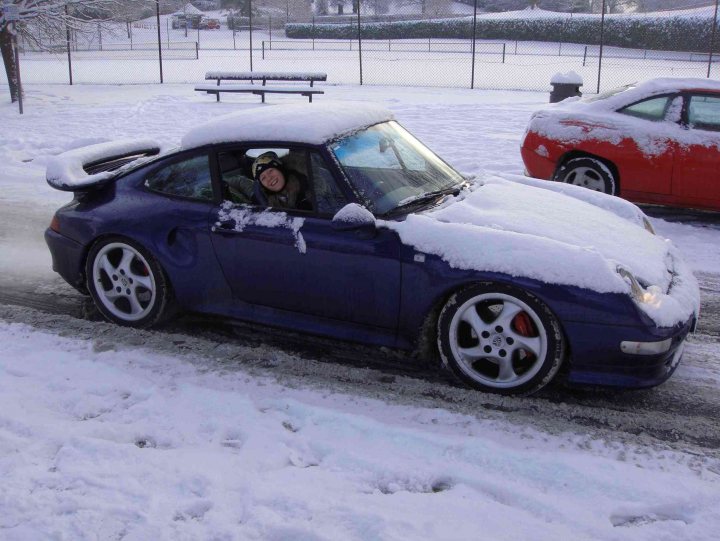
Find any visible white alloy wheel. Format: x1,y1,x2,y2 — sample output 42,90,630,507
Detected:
438,283,565,395
91,242,157,323
555,157,617,195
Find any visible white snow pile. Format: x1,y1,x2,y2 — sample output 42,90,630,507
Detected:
383,175,699,327
332,202,375,225
204,71,328,81
181,102,394,149
217,201,306,253
551,71,583,86
499,172,650,227
45,139,161,191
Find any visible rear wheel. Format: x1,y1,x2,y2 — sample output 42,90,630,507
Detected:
437,283,565,395
554,156,617,195
86,237,174,328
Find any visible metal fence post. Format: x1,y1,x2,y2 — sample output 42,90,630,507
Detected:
582,45,587,66
155,0,163,84
262,40,265,59
249,0,253,72
312,16,315,50
708,0,719,78
596,0,606,94
196,41,199,59
502,42,506,64
98,22,102,51
269,16,272,44
471,0,477,89
357,0,363,85
65,4,73,85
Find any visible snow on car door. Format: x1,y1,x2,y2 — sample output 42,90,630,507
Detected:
614,94,678,196
672,93,720,211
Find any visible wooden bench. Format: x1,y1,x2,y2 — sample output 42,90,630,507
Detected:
196,71,327,103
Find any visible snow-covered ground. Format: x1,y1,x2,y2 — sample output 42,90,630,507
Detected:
1,83,720,539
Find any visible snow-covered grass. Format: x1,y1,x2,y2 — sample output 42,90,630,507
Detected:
1,83,719,539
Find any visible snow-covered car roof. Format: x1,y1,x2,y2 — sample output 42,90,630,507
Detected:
181,102,395,150
560,77,720,113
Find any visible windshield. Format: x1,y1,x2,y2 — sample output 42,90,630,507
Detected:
583,84,635,103
330,121,464,215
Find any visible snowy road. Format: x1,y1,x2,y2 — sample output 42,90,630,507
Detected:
2,84,720,539
0,126,719,458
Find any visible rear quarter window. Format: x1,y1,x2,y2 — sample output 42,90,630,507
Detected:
144,154,214,201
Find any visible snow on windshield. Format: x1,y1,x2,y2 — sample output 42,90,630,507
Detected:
331,121,464,214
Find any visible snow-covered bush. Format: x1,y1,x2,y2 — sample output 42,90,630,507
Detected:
286,13,720,53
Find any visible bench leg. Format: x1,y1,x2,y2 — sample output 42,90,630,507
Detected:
216,93,220,103
261,93,265,103
309,94,312,103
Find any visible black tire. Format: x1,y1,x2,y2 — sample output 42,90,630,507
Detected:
554,156,618,196
437,282,565,396
85,236,175,328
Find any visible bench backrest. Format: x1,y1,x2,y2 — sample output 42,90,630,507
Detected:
205,71,327,82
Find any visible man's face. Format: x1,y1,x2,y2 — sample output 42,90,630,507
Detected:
259,167,286,192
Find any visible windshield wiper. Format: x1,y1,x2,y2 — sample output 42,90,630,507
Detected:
384,186,462,216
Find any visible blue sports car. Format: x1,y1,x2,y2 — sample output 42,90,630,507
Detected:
45,103,699,395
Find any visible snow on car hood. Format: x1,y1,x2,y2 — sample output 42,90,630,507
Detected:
383,176,699,327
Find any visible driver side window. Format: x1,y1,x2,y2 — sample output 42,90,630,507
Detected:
309,152,348,215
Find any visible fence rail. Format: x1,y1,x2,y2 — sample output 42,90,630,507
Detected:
5,6,720,94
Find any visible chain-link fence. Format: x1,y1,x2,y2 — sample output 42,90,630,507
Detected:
3,2,719,94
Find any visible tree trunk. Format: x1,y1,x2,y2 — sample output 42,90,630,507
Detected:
0,26,19,103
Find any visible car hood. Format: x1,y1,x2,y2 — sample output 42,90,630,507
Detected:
382,176,699,326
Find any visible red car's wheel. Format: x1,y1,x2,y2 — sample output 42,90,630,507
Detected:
554,157,618,196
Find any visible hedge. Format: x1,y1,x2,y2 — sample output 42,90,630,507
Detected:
286,15,720,53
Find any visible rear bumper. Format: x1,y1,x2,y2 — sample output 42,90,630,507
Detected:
44,228,87,292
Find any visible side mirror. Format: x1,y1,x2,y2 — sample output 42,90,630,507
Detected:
332,203,377,236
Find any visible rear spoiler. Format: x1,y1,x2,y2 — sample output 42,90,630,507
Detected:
46,139,162,192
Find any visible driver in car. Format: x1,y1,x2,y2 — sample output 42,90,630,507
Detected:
252,152,312,211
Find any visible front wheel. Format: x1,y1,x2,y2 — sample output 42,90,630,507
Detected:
437,283,565,395
85,237,175,328
554,156,617,195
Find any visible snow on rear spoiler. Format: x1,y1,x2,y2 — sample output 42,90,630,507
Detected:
46,139,162,191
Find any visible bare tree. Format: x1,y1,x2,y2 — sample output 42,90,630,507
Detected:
1,0,118,103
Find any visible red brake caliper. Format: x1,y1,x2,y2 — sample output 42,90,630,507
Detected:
512,312,536,360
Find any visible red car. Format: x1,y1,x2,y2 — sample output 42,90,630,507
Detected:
521,78,720,212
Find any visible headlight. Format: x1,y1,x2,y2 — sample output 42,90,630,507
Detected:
642,216,655,235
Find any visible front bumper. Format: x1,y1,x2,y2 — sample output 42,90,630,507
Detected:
563,314,694,389
44,228,87,292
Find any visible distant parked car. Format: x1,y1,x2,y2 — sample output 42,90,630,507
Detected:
44,104,698,396
521,78,720,212
205,18,220,29
171,14,186,29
